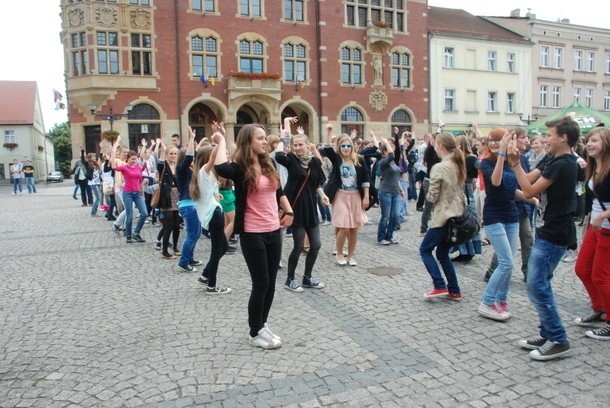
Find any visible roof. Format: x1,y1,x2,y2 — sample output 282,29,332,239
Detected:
0,81,37,125
428,6,529,43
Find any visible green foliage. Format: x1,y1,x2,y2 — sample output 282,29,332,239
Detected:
47,122,70,140
49,122,73,176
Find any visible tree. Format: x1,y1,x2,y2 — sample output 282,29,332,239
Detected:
47,122,72,176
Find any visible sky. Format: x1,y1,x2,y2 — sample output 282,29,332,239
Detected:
0,1,608,133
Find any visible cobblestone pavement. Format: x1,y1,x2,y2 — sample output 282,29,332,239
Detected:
1,183,608,407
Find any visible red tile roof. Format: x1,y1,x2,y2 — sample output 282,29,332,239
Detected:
0,81,37,125
428,6,528,43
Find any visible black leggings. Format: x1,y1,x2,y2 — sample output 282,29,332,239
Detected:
78,180,92,205
240,229,282,338
162,210,180,254
202,207,228,287
287,225,321,280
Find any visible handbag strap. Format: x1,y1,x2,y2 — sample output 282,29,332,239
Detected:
291,168,311,209
590,184,610,223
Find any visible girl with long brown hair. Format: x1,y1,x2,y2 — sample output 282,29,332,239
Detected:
214,124,294,349
574,126,610,340
419,132,466,301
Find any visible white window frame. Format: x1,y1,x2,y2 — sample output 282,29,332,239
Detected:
444,47,455,68
573,87,581,102
487,51,497,71
554,47,563,69
585,88,594,107
506,52,516,73
552,85,561,108
4,130,16,144
540,46,549,67
540,85,548,107
604,90,610,111
574,50,583,71
606,53,610,74
587,51,595,72
487,92,497,112
444,89,455,112
506,92,515,113
239,0,262,17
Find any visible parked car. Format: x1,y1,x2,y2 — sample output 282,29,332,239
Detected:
46,171,64,183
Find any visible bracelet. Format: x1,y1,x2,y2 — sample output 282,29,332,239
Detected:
497,152,507,157
284,212,294,217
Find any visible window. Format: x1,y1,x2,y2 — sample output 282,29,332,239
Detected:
391,51,411,88
191,35,219,78
129,0,150,5
554,47,563,69
506,52,516,73
540,46,549,67
506,93,515,113
131,33,152,76
284,0,304,21
239,39,264,73
341,46,363,85
283,43,307,82
487,51,496,71
240,0,262,17
540,85,548,107
585,88,594,107
340,107,365,135
71,31,87,76
606,53,610,74
605,90,610,111
444,89,455,111
96,31,119,74
573,87,581,102
587,51,595,72
192,0,215,11
552,86,561,108
4,130,16,144
391,109,412,133
487,92,497,112
444,47,454,68
574,50,583,71
345,0,406,32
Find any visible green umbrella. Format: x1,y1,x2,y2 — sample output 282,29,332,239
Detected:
526,102,610,135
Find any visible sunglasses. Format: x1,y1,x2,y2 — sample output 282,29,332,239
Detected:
340,144,353,148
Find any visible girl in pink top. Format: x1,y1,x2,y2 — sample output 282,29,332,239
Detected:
111,136,147,243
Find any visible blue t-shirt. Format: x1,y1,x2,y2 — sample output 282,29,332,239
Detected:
481,158,519,225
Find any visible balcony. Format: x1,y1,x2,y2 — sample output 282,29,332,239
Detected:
365,26,394,52
227,76,283,103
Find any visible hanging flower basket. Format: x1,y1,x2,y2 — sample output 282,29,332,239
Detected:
3,142,18,150
38,145,45,152
376,21,389,28
102,130,120,142
229,71,281,80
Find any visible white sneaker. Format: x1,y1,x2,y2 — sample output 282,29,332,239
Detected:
321,220,331,226
284,278,304,292
477,302,511,321
249,328,282,349
263,323,281,342
561,249,577,263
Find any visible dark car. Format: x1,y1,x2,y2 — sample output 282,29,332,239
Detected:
46,171,64,183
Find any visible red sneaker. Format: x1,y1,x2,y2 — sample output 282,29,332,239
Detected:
424,288,449,298
447,293,463,301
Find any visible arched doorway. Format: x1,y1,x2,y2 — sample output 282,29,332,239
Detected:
234,103,270,139
127,103,161,151
281,105,312,140
340,106,365,136
188,103,220,143
390,108,413,135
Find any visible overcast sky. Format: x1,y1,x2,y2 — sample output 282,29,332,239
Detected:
0,1,607,132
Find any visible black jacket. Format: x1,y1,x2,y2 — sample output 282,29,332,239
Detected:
320,146,371,203
157,161,178,210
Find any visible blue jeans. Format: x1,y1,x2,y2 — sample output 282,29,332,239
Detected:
122,191,147,236
398,179,409,221
419,225,460,294
25,177,36,193
178,205,201,267
408,169,417,200
482,222,519,305
527,237,568,343
12,177,22,193
90,185,101,214
377,192,400,242
317,196,331,222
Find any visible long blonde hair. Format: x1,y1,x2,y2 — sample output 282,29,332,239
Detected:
189,146,213,201
586,127,610,186
435,133,466,185
233,124,280,192
337,135,361,166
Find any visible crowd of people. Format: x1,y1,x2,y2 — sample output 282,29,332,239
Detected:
71,116,609,357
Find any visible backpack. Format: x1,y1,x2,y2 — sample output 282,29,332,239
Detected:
407,149,418,166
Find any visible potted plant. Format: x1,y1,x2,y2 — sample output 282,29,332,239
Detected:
229,71,281,80
3,142,18,150
38,145,44,152
376,21,389,28
102,130,120,142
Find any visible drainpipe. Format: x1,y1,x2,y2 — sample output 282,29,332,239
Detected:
174,0,183,140
316,0,323,143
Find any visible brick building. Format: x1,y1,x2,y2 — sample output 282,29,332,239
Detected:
61,0,429,155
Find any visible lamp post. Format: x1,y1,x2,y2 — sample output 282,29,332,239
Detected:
88,103,133,131
517,113,539,125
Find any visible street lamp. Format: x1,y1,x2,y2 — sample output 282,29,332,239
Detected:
517,113,539,125
89,103,133,131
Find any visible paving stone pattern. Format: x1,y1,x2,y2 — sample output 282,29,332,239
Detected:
0,184,608,407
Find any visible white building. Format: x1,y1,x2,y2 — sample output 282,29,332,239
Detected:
0,81,55,183
428,7,533,134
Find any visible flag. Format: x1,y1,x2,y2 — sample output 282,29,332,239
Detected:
53,89,65,110
199,74,208,88
209,76,215,87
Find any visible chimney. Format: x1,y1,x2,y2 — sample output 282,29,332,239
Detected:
510,9,521,18
525,9,536,19
561,18,570,24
